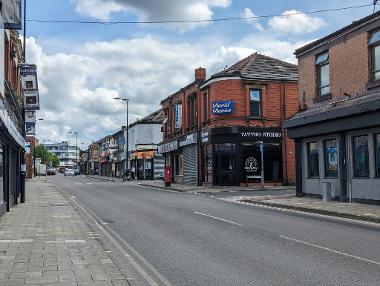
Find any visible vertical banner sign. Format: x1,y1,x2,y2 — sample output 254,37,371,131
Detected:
175,103,182,129
0,0,22,30
20,64,40,110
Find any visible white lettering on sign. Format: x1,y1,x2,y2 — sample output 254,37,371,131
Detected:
241,132,282,138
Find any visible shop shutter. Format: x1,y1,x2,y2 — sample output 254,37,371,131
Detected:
183,145,198,185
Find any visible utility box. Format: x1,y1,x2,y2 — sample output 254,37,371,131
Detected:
164,166,172,187
321,181,332,202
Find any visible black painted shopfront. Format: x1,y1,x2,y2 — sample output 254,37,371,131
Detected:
201,127,283,186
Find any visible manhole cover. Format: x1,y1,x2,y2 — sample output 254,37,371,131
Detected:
100,218,114,224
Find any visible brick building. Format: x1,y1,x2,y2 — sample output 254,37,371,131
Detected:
285,12,380,204
160,53,299,186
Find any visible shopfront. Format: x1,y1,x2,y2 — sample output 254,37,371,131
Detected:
201,127,283,186
130,150,155,180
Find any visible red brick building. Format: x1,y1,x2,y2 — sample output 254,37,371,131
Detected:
285,12,380,204
160,53,299,186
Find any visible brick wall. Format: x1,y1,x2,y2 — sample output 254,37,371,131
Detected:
298,32,369,106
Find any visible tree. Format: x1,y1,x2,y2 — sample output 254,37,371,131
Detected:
34,145,60,167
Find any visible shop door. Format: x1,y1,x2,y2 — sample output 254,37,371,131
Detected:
214,143,237,186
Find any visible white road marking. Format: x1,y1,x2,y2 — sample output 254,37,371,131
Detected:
280,235,380,266
194,212,243,226
222,198,380,228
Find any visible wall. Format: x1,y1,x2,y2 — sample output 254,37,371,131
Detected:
298,32,369,106
128,123,163,151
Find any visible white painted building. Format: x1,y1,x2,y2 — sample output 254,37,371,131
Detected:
44,142,80,168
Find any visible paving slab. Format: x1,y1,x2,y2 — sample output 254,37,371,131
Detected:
0,178,132,285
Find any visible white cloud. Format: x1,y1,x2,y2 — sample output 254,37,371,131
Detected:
27,29,309,145
73,0,232,31
241,8,263,31
268,10,326,34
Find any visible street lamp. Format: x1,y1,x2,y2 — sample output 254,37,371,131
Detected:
69,131,78,169
113,98,129,171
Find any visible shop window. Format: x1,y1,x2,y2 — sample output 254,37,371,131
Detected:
316,52,330,97
353,135,369,177
369,31,380,81
324,139,338,177
308,142,319,177
375,134,380,177
249,89,261,117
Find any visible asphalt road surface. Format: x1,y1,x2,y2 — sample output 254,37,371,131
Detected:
50,174,380,286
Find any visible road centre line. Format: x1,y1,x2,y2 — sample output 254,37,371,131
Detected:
194,212,243,226
280,235,380,267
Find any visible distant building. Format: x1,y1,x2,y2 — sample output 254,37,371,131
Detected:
127,109,164,180
285,12,380,204
44,142,80,169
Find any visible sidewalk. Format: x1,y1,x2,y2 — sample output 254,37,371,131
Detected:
0,178,131,286
231,194,380,223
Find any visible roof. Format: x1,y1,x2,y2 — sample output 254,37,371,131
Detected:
129,109,163,128
160,80,198,104
284,90,380,129
207,53,298,82
295,11,380,57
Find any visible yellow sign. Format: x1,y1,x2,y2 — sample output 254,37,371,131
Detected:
131,150,154,159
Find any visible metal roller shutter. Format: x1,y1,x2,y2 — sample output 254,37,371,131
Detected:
183,145,198,185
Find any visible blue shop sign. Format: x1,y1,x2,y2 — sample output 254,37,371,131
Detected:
212,100,235,115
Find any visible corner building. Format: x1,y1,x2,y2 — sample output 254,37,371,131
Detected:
160,54,299,186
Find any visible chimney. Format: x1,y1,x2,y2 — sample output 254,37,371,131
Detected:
195,67,206,82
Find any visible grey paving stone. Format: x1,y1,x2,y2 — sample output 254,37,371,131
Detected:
25,275,59,284
10,271,42,279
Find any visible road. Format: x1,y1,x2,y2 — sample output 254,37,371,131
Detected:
50,174,380,286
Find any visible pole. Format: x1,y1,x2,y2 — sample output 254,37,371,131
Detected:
20,0,27,203
33,141,36,177
126,100,129,170
75,132,78,168
260,142,264,189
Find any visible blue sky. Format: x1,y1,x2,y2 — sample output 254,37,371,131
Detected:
26,0,376,145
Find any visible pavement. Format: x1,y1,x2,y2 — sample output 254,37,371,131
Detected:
86,175,380,223
51,174,380,286
0,178,132,286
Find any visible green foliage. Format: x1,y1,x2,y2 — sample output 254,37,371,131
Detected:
34,145,60,167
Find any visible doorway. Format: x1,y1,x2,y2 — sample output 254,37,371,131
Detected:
213,143,237,186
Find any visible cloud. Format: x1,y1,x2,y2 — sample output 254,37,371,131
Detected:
268,10,326,34
27,28,309,145
73,0,232,31
241,8,263,31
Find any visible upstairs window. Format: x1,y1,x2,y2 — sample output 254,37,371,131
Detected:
316,52,330,97
187,95,196,128
249,89,261,117
369,31,380,81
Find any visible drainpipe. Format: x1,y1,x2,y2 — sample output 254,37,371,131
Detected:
281,81,288,185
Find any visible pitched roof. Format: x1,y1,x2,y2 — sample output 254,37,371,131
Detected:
295,11,380,57
129,109,163,128
209,53,298,82
285,90,380,129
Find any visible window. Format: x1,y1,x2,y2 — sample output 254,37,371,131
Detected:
250,89,261,117
375,134,380,177
187,96,196,128
370,31,380,81
174,154,183,176
324,139,338,177
316,52,330,97
203,92,208,122
308,142,319,177
353,135,369,177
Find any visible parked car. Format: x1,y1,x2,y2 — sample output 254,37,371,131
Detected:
46,168,57,175
64,169,76,176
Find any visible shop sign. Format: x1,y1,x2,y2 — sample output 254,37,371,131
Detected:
244,156,261,179
201,131,209,143
131,150,155,159
1,0,22,30
211,100,235,115
0,99,25,147
26,122,36,135
179,133,197,147
25,142,31,154
25,111,36,123
175,103,182,129
158,140,178,153
240,128,282,142
20,64,40,110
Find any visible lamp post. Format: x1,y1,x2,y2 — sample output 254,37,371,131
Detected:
69,131,78,169
113,98,129,171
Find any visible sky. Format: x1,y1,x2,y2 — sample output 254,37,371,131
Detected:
25,0,376,147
